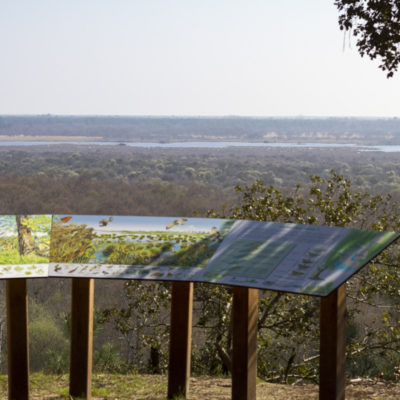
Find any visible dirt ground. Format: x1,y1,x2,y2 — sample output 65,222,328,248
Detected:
188,377,400,400
2,375,400,399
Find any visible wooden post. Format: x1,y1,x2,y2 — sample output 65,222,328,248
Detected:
6,279,29,400
167,281,193,399
319,284,346,400
69,278,94,400
232,286,258,400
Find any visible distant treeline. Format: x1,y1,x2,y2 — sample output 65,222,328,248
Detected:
1,115,400,143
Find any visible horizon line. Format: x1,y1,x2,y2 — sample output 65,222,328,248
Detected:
1,114,399,119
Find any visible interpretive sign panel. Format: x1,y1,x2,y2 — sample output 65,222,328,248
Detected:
47,215,399,296
0,214,397,295
0,215,51,278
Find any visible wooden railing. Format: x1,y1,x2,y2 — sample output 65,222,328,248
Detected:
6,278,346,400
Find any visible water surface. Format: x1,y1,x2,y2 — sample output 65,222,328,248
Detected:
0,140,397,151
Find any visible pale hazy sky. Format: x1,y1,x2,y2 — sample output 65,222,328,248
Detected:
1,0,399,117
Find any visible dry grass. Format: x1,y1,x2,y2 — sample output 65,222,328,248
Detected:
1,374,400,399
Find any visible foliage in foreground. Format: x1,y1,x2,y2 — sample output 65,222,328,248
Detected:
202,171,400,382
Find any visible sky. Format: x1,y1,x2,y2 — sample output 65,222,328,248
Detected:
1,0,399,117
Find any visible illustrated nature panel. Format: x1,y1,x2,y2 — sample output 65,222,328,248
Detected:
49,215,234,281
48,215,400,296
0,215,51,278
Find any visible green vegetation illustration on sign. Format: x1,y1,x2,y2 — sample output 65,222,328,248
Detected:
50,215,234,281
0,215,51,278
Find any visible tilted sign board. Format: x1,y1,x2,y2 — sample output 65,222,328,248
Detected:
1,214,398,296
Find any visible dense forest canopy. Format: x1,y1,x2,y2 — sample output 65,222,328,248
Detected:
2,146,400,214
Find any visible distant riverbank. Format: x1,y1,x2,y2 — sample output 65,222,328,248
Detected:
0,140,400,152
0,135,102,142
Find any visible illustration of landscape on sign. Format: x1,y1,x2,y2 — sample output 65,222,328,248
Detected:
0,215,51,278
49,215,234,280
195,220,400,296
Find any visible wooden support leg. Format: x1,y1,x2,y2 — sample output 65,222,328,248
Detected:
6,279,29,400
69,278,94,400
232,286,258,400
319,284,346,400
167,282,193,399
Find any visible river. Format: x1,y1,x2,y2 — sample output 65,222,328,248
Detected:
0,140,399,152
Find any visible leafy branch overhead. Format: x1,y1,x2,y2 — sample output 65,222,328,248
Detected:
335,0,400,77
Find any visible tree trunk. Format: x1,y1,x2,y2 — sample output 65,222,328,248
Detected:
16,215,35,256
150,346,161,373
